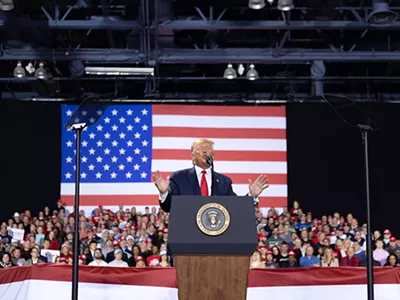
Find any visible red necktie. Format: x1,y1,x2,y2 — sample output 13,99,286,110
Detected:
200,170,209,196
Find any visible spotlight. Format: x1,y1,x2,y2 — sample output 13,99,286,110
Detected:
35,62,48,80
13,62,26,78
0,0,14,11
246,64,259,81
223,64,237,80
277,0,294,11
25,62,35,74
248,0,266,10
367,0,399,26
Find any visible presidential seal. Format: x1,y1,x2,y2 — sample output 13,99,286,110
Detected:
196,203,230,236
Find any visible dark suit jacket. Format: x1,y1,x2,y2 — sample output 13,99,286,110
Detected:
159,167,237,212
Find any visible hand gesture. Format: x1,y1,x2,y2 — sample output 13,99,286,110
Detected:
152,170,170,195
248,174,269,198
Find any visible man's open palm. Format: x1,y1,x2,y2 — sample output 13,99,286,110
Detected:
153,170,170,194
248,174,269,198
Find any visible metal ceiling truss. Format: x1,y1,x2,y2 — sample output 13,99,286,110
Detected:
2,1,400,101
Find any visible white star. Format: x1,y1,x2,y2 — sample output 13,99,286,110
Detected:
88,164,95,171
81,156,88,163
103,164,110,171
119,148,126,155
95,172,102,179
73,134,76,140
73,165,76,171
97,140,103,147
89,133,95,139
134,132,141,139
110,172,117,179
96,109,103,116
66,141,73,147
141,156,148,163
66,156,73,163
81,140,88,147
104,148,111,155
119,117,126,124
74,117,80,123
127,140,133,147
104,117,111,124
104,133,111,139
111,156,118,163
83,127,88,132
66,110,73,116
134,148,140,155
81,172,87,179
127,109,133,116
89,117,95,124
140,172,147,179
125,172,132,178
134,164,140,170
89,148,95,155
127,125,133,131
141,109,148,115
142,140,148,147
81,110,87,116
126,156,133,163
96,125,103,131
65,172,72,179
111,109,118,116
119,132,126,139
118,164,125,171
142,124,148,131
134,117,141,123
112,125,118,131
112,140,118,147
96,156,103,163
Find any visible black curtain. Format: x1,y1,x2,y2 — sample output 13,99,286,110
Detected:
0,100,60,223
0,100,398,236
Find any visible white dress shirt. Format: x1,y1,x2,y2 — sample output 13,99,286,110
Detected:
159,165,259,205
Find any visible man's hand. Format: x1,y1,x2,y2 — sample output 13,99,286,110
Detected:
152,170,170,195
248,174,269,198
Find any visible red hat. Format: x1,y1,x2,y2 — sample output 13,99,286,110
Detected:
79,255,86,261
257,233,266,239
384,229,391,235
119,236,125,241
92,226,97,231
317,220,322,225
163,228,168,234
390,237,396,242
288,251,296,256
112,240,119,246
146,238,152,244
266,250,273,255
344,222,350,227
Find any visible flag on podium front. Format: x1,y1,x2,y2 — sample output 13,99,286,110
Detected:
60,104,287,212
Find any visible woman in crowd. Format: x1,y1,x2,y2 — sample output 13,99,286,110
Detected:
321,248,339,267
384,254,400,267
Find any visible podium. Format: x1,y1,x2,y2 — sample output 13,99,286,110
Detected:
168,196,258,300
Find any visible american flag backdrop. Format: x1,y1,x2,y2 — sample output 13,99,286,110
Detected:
60,105,287,213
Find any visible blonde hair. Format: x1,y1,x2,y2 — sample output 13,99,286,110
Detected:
191,138,215,153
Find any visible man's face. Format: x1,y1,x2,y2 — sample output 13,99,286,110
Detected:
191,142,214,168
306,246,314,256
14,249,21,258
31,248,39,258
348,248,355,257
94,251,102,259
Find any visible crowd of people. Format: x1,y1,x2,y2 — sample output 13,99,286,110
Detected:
0,200,399,269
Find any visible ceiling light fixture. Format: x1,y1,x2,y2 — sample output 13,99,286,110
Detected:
223,64,237,79
246,64,259,81
13,62,26,78
277,0,294,11
85,67,154,76
248,0,266,10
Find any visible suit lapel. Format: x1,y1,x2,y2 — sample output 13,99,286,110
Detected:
188,167,201,195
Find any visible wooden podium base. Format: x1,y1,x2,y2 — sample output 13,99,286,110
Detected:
174,255,250,300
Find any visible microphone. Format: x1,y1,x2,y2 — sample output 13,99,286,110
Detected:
205,156,213,166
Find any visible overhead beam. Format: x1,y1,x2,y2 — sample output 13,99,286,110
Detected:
2,19,400,30
3,48,400,63
157,49,400,63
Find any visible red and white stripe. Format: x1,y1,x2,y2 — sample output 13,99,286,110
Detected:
61,105,287,214
1,265,399,300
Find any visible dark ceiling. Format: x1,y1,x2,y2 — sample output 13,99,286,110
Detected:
2,0,400,102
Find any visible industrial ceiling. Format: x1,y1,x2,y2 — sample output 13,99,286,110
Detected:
2,0,400,102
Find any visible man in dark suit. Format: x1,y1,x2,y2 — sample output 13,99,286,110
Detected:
153,138,269,212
